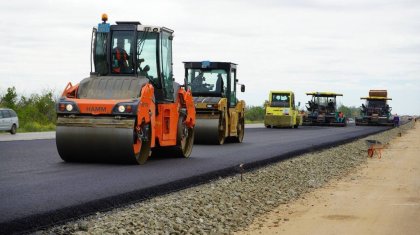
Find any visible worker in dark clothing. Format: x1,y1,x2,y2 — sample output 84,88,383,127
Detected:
112,39,129,73
393,114,400,127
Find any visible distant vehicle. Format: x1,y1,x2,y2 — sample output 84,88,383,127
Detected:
264,90,302,128
0,108,19,134
347,118,355,124
355,90,393,126
302,92,347,127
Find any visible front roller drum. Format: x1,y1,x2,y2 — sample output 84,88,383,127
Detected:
194,117,225,145
56,118,150,164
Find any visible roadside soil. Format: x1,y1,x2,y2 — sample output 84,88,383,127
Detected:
239,122,420,235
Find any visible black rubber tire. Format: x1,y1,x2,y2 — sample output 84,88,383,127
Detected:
234,118,245,143
10,124,17,135
134,123,152,165
174,114,194,158
218,116,226,145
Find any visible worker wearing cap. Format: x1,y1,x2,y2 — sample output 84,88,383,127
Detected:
112,39,129,73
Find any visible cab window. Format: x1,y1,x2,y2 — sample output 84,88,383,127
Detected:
137,31,159,83
271,94,290,107
111,31,135,74
93,31,108,75
230,70,236,107
160,31,174,100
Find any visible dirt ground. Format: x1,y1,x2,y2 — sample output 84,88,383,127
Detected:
239,122,420,235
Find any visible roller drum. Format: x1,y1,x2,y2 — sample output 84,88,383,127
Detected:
194,118,223,144
56,117,138,163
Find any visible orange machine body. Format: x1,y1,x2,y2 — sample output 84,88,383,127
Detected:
60,82,195,150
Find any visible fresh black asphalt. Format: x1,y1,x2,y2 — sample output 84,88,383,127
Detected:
0,125,390,234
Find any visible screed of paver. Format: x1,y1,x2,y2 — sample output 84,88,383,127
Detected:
238,122,420,235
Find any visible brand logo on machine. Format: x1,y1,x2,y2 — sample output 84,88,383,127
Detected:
86,106,106,113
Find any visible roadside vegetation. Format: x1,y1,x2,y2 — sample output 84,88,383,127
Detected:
245,105,265,123
0,87,57,132
338,104,361,118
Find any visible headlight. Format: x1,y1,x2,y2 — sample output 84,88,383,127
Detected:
57,100,79,114
206,104,219,109
66,104,73,112
118,105,126,113
112,102,137,115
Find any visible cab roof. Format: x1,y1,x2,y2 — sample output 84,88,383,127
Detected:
361,96,392,100
183,61,237,70
101,21,174,33
306,92,343,97
270,90,294,94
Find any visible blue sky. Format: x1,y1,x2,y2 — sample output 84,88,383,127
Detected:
1,0,419,114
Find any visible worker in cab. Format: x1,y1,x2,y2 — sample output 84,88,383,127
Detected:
191,72,205,91
216,73,225,96
112,38,129,73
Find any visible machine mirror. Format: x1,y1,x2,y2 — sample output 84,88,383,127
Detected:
240,84,245,92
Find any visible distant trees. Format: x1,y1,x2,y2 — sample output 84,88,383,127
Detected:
338,104,360,118
0,87,57,131
245,105,265,123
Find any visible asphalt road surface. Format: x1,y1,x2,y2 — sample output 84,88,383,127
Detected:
0,125,390,234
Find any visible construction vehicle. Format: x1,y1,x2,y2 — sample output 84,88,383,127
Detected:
303,92,346,127
264,91,302,128
184,61,245,144
55,14,196,164
355,90,393,126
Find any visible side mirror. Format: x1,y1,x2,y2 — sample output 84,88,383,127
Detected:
298,101,301,107
143,65,150,72
240,84,245,92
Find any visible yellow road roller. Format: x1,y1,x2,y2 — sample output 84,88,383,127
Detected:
264,91,302,128
183,61,245,144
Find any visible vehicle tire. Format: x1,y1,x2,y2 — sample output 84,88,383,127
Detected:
175,113,194,158
218,115,226,145
234,117,245,143
134,123,152,165
10,124,17,135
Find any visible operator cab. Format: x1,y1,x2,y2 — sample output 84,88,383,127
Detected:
270,93,293,108
89,14,175,102
306,92,342,114
363,98,391,115
184,61,245,107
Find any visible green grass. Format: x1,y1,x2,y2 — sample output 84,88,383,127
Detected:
245,120,264,124
18,122,56,132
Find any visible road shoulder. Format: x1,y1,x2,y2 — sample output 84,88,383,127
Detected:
240,122,420,235
0,131,55,141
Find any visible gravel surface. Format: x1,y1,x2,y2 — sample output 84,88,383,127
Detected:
41,122,415,235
